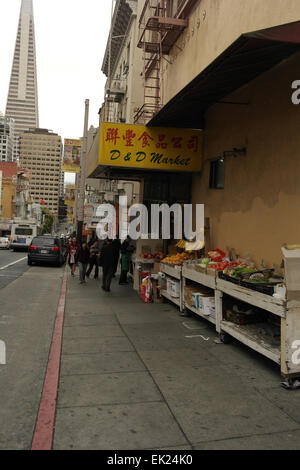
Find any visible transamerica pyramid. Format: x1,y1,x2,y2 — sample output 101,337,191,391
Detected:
5,0,39,161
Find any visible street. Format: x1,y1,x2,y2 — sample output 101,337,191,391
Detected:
0,258,64,449
0,250,29,290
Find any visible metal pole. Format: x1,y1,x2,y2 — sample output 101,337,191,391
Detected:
76,99,90,243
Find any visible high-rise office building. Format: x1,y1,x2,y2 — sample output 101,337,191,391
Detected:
0,113,15,162
5,0,39,161
19,128,62,215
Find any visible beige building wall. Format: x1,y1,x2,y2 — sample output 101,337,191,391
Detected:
1,178,16,219
191,51,300,267
19,129,62,215
160,0,300,107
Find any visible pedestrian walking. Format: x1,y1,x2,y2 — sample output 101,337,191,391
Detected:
86,240,100,280
119,236,134,285
88,236,97,248
75,241,90,284
67,237,80,277
112,235,121,277
99,239,115,292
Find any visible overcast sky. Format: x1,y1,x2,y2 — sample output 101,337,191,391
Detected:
0,0,113,181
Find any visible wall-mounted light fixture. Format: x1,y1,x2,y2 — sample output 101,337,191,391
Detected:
220,147,247,161
207,147,247,163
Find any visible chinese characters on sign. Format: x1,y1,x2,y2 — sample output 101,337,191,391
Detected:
100,123,203,172
63,139,82,173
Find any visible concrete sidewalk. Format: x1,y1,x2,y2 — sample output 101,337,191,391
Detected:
53,271,300,450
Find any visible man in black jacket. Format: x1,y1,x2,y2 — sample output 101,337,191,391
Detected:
112,236,121,277
99,239,115,292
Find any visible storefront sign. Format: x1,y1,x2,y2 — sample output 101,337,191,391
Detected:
63,139,82,173
99,123,203,172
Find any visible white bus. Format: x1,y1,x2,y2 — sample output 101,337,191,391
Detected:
10,221,42,251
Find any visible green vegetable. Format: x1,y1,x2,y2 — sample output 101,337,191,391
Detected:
201,258,211,265
230,267,256,278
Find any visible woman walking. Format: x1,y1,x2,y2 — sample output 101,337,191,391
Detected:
119,236,134,285
75,241,90,284
67,237,80,277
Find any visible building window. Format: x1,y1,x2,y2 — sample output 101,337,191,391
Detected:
209,160,225,190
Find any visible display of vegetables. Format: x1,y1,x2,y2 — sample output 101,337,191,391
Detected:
223,265,256,278
207,261,241,272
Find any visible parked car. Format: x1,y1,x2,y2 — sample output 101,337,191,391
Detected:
28,236,67,267
0,237,10,249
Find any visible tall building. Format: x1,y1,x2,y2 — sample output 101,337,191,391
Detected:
5,0,39,160
0,114,15,162
19,128,62,215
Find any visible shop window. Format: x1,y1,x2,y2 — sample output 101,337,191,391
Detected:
209,160,225,189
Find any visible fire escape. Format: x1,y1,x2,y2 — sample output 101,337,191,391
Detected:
134,0,189,124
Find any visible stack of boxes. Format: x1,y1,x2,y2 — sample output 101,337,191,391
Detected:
185,285,216,317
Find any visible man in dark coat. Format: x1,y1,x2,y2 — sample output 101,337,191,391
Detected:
99,239,115,292
119,236,134,285
86,240,100,280
112,236,121,277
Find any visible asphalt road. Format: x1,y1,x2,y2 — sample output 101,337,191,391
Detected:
0,263,64,449
0,249,29,290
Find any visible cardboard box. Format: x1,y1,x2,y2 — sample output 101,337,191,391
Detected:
184,285,200,306
201,297,216,316
167,279,180,298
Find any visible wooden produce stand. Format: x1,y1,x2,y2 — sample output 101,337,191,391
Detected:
160,263,184,312
180,259,300,386
216,277,284,365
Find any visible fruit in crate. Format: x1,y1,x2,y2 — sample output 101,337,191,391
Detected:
142,253,154,260
208,249,226,262
154,252,164,260
162,252,194,265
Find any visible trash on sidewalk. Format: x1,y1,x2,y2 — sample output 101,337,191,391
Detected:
185,335,210,341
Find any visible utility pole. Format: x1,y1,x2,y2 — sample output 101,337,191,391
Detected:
76,99,90,243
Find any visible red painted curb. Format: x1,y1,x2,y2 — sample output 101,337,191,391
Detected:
31,272,68,450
